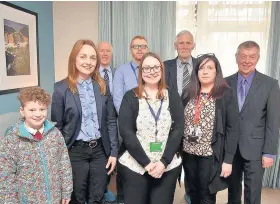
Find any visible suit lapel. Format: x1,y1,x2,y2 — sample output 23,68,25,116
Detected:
93,81,103,127
170,59,178,91
240,71,261,113
230,73,238,102
73,92,82,117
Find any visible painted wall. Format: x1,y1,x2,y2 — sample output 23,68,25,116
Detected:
0,1,54,115
53,1,98,82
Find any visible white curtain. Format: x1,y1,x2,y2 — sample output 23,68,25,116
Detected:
99,1,176,69
176,1,271,77
262,1,280,189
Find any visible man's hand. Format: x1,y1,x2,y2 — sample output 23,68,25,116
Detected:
262,156,274,168
220,162,232,178
148,161,166,179
62,199,70,204
106,156,117,175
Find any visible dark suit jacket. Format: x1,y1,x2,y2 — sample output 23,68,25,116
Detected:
51,79,118,157
164,56,197,91
182,87,239,193
225,71,280,161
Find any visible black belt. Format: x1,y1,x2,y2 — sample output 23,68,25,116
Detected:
73,138,102,148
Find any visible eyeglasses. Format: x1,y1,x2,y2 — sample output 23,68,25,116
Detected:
142,65,161,73
131,44,148,50
197,53,215,59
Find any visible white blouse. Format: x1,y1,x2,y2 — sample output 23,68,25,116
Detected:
119,90,182,175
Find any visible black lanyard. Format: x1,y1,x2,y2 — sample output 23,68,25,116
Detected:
130,62,138,83
145,99,163,141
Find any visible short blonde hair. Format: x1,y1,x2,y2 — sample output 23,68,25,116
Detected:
18,87,51,107
130,36,148,48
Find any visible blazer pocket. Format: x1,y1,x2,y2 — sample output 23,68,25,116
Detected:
252,127,265,139
252,131,265,139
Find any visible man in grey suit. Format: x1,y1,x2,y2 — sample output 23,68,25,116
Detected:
97,41,119,203
226,41,280,204
164,30,197,96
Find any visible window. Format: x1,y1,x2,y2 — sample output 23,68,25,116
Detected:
176,1,271,77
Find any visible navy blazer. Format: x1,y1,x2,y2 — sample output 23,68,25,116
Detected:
51,79,118,157
164,56,197,91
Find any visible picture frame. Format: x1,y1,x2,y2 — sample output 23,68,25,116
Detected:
0,2,39,95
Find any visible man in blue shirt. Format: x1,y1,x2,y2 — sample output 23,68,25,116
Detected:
98,41,116,203
112,36,148,204
113,36,149,114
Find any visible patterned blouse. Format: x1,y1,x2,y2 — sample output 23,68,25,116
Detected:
183,92,216,156
119,90,182,175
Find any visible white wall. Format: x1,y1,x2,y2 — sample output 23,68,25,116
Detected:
53,1,98,82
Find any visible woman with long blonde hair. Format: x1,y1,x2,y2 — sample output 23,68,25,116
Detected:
51,40,118,204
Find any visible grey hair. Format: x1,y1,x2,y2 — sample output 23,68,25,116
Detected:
175,30,194,43
236,41,260,56
97,41,113,53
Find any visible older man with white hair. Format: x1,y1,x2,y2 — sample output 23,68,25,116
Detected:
164,30,197,204
164,30,197,96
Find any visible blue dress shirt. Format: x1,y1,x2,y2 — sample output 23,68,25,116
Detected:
113,61,138,113
76,78,101,141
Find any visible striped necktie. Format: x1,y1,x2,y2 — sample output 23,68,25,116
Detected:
103,69,109,85
182,62,190,91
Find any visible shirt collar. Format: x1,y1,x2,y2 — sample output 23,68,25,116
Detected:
100,65,112,73
77,77,93,85
130,61,138,70
24,122,44,135
177,57,193,67
237,70,255,85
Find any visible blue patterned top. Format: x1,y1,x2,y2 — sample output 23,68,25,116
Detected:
76,78,101,141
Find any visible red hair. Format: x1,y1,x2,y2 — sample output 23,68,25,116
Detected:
66,40,106,95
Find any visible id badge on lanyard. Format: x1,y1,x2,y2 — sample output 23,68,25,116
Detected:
145,99,164,152
188,92,211,143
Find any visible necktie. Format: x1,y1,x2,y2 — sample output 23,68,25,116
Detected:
103,69,109,85
34,131,42,141
238,78,246,111
182,62,190,91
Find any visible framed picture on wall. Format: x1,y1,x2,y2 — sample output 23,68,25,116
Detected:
0,2,39,95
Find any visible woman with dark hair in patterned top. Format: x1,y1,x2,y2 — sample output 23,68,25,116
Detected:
181,54,239,204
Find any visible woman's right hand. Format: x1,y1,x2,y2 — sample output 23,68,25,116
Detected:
145,162,156,172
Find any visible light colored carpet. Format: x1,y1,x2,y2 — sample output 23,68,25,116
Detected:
173,185,280,204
